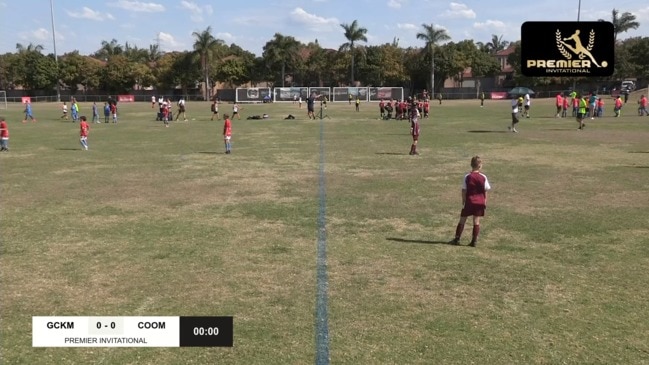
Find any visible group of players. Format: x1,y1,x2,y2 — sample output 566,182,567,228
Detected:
378,98,430,121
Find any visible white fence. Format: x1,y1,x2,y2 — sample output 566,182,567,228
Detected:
260,87,405,102
332,87,404,102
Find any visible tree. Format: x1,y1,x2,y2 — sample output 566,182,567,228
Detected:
147,44,163,62
485,34,509,54
599,9,640,42
339,20,368,85
416,23,451,93
16,43,45,54
101,55,135,93
192,26,224,100
262,33,301,87
94,39,124,60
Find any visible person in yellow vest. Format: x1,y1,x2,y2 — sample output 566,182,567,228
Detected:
577,95,588,130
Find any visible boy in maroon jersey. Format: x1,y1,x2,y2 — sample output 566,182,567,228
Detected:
408,100,420,155
379,99,385,119
450,156,491,247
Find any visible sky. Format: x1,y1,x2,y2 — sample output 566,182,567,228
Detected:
1,0,648,57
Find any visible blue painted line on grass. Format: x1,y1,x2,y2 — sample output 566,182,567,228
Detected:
315,117,330,365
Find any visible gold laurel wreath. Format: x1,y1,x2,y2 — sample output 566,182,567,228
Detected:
587,29,595,51
556,30,572,59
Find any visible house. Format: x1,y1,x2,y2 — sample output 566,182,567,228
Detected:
442,45,516,90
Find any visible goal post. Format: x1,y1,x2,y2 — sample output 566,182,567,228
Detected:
0,91,6,110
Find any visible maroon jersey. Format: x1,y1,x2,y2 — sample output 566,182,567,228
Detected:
462,172,491,206
410,117,420,137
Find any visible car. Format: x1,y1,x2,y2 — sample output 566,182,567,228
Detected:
621,80,636,91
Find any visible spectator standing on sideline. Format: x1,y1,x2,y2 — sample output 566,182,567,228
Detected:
92,102,99,123
449,156,491,247
480,91,485,107
306,93,317,120
103,102,110,123
151,95,156,108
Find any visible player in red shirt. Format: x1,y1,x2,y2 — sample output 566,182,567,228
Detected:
409,100,420,155
223,113,232,154
423,99,430,118
555,93,563,118
0,117,9,152
562,97,570,118
79,116,89,150
162,102,169,127
638,95,648,116
450,156,491,247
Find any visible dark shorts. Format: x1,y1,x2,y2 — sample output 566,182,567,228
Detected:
577,112,585,119
179,105,186,113
461,203,485,217
411,135,419,141
524,105,530,110
512,113,519,124
308,105,315,113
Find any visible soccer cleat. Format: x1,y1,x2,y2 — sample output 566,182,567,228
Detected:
449,238,460,245
512,128,518,133
469,241,476,247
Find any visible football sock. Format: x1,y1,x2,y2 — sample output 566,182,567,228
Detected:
472,225,480,242
455,223,464,239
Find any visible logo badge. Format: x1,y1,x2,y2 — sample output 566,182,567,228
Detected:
521,21,614,77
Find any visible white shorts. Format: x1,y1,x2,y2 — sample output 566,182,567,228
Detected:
224,136,231,141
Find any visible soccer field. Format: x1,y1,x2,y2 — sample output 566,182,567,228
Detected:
1,98,648,364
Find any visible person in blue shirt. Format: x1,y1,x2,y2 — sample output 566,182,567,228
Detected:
588,93,598,120
92,102,99,123
23,101,36,123
103,102,110,123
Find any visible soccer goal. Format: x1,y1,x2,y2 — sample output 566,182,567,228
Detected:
0,91,6,110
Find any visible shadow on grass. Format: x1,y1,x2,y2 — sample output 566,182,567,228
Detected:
629,151,649,154
55,148,81,151
467,130,509,133
544,128,576,131
386,237,451,245
376,152,409,156
198,151,222,155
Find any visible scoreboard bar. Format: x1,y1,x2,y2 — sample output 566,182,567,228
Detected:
32,316,233,347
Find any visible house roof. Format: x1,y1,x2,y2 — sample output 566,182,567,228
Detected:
495,45,516,57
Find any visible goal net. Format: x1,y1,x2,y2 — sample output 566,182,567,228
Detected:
0,91,6,110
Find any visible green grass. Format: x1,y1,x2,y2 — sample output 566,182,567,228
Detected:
1,97,649,364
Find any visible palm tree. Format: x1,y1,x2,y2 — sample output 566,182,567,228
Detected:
16,43,44,53
485,34,509,54
339,20,368,85
148,44,163,63
416,23,450,94
99,39,124,57
599,9,640,42
262,33,301,87
192,26,223,100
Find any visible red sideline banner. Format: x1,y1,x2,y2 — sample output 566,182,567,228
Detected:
490,92,507,100
21,96,31,104
118,95,135,102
